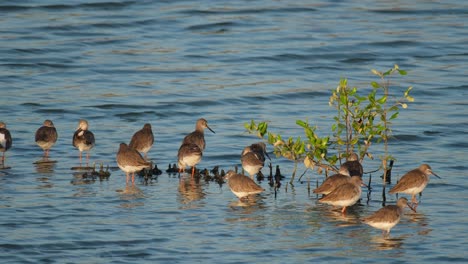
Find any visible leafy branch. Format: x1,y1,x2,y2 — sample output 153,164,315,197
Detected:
245,65,414,185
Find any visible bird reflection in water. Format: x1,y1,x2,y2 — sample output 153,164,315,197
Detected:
405,211,432,236
315,203,362,227
178,176,206,208
368,235,407,251
226,196,267,224
117,184,145,208
70,171,96,185
34,158,56,174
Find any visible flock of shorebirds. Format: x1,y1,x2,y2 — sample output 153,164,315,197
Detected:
0,118,440,237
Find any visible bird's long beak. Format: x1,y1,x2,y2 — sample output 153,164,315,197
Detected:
207,125,215,134
431,170,441,179
407,202,417,213
264,151,271,160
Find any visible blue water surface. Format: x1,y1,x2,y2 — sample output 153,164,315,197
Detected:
0,0,467,263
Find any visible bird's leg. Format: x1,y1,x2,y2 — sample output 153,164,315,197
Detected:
341,206,347,215
411,195,419,211
383,230,390,238
126,172,130,185
191,166,195,177
132,173,135,184
79,152,83,167
86,152,90,167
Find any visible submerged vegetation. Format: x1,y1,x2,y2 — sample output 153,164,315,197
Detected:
245,65,414,185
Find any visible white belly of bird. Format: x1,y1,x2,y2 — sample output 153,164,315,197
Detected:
0,134,5,149
36,141,55,150
324,195,360,207
118,164,147,173
401,183,428,195
139,145,152,154
231,190,262,199
243,164,262,176
76,142,93,152
366,220,399,232
181,155,201,167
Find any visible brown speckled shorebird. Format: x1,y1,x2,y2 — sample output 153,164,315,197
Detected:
341,152,363,177
178,118,214,176
72,119,95,166
362,197,416,237
181,118,215,151
241,146,263,179
35,120,58,158
313,166,351,195
224,170,264,201
319,176,364,214
241,142,271,179
0,122,12,168
389,164,440,211
116,143,151,184
177,143,203,177
129,123,154,160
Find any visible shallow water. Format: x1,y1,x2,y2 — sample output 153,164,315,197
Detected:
1,0,467,263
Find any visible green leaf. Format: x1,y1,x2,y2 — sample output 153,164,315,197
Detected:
340,94,348,105
371,81,380,88
377,96,387,104
383,68,393,76
389,112,399,120
398,69,407,75
296,120,307,128
404,86,413,97
389,105,399,112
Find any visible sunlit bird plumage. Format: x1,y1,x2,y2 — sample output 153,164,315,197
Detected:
35,119,58,158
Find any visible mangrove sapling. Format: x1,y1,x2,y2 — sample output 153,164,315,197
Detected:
245,65,414,190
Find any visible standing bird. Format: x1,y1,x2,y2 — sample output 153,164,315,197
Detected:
35,120,58,158
177,143,203,177
362,197,416,237
241,142,271,179
129,123,154,160
181,118,215,151
178,118,215,176
313,166,351,195
319,176,364,214
389,164,440,211
241,146,264,179
224,170,264,201
341,152,363,177
116,143,151,184
0,122,12,168
72,119,95,166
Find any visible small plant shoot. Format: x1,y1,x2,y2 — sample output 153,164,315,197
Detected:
245,65,414,185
